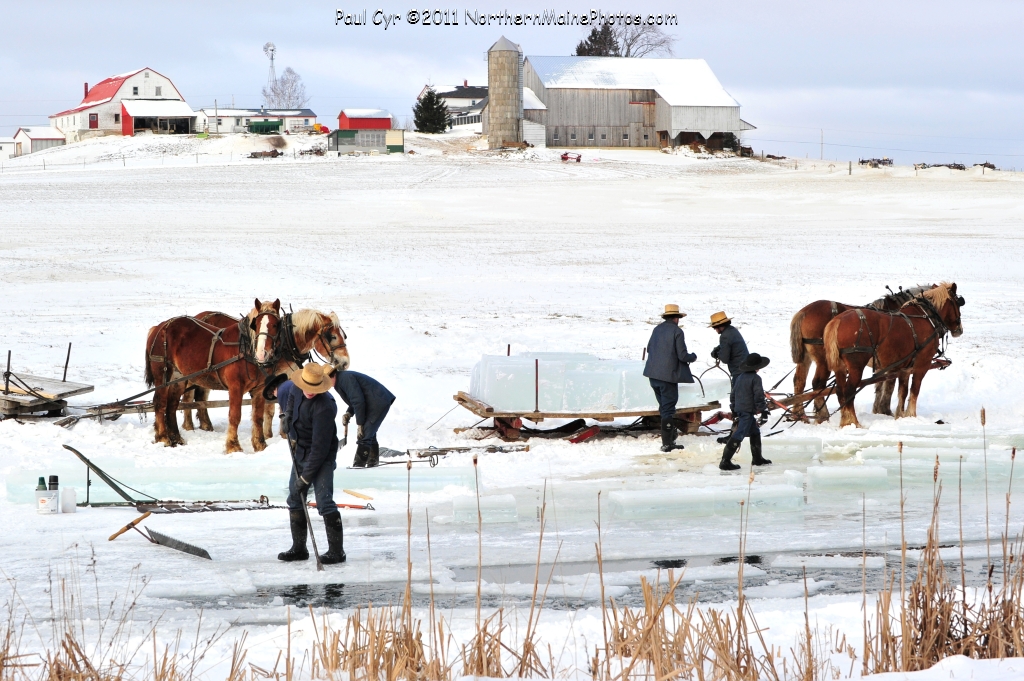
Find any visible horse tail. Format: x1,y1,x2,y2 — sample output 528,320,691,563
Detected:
144,325,158,388
824,318,841,373
790,309,807,364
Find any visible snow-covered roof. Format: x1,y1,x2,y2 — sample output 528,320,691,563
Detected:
196,108,316,118
15,127,66,140
341,108,391,119
525,56,740,108
51,68,184,118
523,87,546,111
0,137,15,143
122,100,195,117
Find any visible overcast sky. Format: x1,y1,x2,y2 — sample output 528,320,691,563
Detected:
3,1,1022,165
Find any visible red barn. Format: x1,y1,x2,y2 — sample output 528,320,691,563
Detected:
337,108,392,130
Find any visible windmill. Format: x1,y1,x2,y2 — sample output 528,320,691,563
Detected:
263,42,277,89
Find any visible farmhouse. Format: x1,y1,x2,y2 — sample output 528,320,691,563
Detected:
482,36,754,150
195,107,317,134
12,128,66,156
420,82,488,114
337,109,391,130
49,68,195,141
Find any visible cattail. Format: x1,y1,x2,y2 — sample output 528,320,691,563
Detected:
981,407,986,426
934,455,940,483
407,460,412,471
898,441,903,455
473,453,478,467
749,470,755,485
1013,447,1017,461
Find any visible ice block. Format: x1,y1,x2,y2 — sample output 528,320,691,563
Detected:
806,465,888,491
452,494,518,523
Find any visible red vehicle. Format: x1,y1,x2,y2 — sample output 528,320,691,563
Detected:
560,152,581,163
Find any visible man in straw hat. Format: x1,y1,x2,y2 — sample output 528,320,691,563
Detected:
643,304,698,452
719,353,773,471
278,363,346,564
708,311,749,381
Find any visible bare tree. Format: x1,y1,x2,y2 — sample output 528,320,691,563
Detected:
612,24,676,58
262,67,309,108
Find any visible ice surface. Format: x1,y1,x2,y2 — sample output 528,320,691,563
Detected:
744,578,834,598
468,353,723,412
740,436,822,463
771,554,886,569
609,484,802,520
451,494,518,523
337,465,475,492
554,565,768,585
806,465,888,491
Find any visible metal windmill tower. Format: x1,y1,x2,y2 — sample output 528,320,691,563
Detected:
263,42,277,89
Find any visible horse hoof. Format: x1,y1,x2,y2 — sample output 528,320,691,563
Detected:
225,442,243,454
199,424,215,432
252,440,267,453
182,423,194,432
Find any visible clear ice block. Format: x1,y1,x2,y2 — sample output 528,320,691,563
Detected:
806,465,888,491
452,494,518,523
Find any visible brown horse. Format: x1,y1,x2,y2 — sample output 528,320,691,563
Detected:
145,299,282,452
789,285,935,422
181,308,351,440
824,283,964,428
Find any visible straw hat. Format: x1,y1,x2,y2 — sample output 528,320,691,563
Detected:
661,304,686,319
709,311,732,327
288,363,336,394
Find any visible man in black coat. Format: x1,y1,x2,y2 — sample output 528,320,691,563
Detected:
720,353,773,471
643,304,697,452
278,363,346,565
708,311,749,381
333,370,396,468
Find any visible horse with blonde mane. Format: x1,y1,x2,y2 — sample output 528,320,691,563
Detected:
824,283,964,428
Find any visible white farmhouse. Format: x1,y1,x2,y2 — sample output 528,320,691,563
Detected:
49,68,195,142
194,107,317,134
0,137,15,159
12,128,66,156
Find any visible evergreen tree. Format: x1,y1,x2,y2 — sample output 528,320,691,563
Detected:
574,25,620,56
413,87,451,133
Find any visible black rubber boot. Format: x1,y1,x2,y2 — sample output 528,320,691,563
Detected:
719,440,741,471
352,444,369,468
749,430,772,466
319,511,347,565
277,510,309,561
365,442,380,468
660,423,682,452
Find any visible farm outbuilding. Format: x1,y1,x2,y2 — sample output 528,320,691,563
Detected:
327,129,404,154
194,108,317,134
12,128,66,156
337,109,392,130
49,68,194,141
482,36,755,150
0,137,15,159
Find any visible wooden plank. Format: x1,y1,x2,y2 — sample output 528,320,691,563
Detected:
770,388,833,408
1,375,93,407
87,398,253,415
453,392,719,420
0,399,67,416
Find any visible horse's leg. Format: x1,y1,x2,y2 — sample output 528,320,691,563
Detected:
195,387,215,431
225,380,244,453
906,367,928,418
263,400,276,440
791,353,811,420
836,358,865,428
873,377,895,416
250,390,268,452
153,382,171,445
810,349,831,424
181,385,195,431
166,382,188,446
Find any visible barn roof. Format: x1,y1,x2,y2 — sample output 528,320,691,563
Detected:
523,87,546,111
525,56,740,108
436,85,489,99
341,108,391,119
50,67,183,118
15,127,66,140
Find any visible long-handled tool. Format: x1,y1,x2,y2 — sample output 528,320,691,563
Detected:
287,434,324,571
108,512,212,559
340,420,349,447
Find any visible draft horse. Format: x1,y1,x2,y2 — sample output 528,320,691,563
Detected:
145,299,282,453
788,285,935,422
181,308,350,440
824,283,964,428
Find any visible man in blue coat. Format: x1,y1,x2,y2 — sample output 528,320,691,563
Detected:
333,370,396,468
708,311,749,381
277,363,346,565
643,304,697,452
720,353,773,471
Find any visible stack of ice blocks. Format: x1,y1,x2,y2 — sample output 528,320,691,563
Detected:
469,353,729,413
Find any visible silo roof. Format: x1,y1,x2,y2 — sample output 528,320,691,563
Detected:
489,35,521,52
525,56,740,107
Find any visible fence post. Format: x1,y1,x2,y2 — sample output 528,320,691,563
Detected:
848,161,851,176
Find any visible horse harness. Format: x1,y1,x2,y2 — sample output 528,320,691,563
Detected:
801,301,841,346
839,296,949,377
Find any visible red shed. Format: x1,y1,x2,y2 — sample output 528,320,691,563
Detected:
337,108,392,130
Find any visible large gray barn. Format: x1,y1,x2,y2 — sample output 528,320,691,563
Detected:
483,36,754,150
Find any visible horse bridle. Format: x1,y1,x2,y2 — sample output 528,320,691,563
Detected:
246,309,282,368
314,322,347,367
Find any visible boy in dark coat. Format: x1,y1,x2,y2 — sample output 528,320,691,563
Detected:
333,370,396,468
720,353,773,471
278,363,346,565
643,304,697,452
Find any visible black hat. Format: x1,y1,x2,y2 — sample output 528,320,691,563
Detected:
739,353,770,372
262,373,289,401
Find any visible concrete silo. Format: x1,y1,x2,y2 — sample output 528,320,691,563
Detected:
486,35,522,149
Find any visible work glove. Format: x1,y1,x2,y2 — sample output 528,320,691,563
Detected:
710,346,720,360
758,410,770,426
342,412,352,427
296,475,311,497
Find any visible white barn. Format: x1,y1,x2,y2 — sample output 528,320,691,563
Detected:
12,127,66,156
49,67,194,141
194,107,317,134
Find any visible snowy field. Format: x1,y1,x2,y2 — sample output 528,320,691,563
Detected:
2,131,1024,677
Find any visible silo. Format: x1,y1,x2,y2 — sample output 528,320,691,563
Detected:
487,36,522,149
